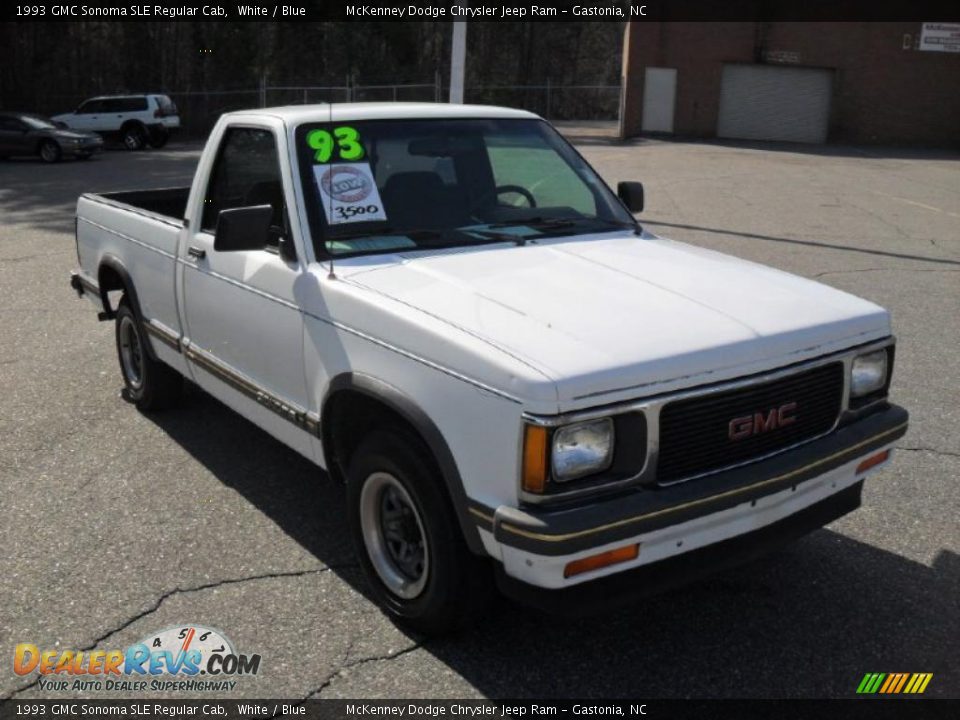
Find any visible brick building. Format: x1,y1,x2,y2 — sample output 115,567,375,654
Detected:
620,22,960,146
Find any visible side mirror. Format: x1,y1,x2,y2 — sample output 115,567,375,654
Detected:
617,181,644,213
214,205,273,252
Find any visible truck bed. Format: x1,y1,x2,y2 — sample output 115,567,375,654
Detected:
93,187,190,223
75,188,188,352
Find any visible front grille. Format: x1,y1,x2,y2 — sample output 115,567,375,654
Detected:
657,363,844,484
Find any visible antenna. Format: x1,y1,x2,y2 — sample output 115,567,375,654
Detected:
326,98,336,280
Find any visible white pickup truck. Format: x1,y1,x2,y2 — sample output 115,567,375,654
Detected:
71,103,908,633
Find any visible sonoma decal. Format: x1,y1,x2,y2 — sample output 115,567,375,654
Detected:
13,625,261,692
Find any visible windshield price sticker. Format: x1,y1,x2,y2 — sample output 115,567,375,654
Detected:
314,163,388,224
307,126,365,163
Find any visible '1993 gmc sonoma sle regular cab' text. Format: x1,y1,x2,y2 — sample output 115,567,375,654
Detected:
70,104,909,633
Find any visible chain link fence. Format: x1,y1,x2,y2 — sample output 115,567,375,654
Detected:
31,82,621,138
464,84,621,121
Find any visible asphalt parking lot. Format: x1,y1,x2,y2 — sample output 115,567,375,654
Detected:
1,129,957,700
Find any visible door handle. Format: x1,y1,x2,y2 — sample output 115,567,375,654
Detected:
187,246,206,260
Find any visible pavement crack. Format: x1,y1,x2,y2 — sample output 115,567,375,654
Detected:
0,565,356,701
896,445,960,459
302,640,424,700
0,250,69,264
852,201,913,242
812,267,960,279
812,267,887,278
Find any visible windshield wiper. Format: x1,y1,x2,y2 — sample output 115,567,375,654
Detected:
328,227,445,243
479,216,638,244
469,230,533,247
486,217,576,231
488,216,637,233
472,218,576,246
328,226,517,254
588,217,642,234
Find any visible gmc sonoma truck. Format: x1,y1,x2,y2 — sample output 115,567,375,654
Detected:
70,104,908,633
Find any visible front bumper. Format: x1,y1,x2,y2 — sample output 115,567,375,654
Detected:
496,479,866,616
62,139,102,155
479,404,907,596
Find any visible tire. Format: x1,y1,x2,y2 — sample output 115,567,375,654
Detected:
347,428,492,635
115,300,182,410
147,129,169,149
121,124,146,151
39,140,62,163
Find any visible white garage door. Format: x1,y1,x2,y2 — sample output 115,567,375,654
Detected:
717,64,833,144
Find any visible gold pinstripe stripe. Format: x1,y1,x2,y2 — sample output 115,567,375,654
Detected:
185,346,319,436
142,320,181,352
469,507,495,524
498,423,906,543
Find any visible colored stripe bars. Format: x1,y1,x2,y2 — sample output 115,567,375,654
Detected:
856,672,933,694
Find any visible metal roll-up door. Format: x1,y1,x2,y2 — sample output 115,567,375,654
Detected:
717,64,833,144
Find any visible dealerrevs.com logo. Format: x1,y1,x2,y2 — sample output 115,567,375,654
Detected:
13,625,261,693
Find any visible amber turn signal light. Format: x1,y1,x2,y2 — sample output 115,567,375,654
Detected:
522,424,549,493
564,544,639,578
856,449,890,474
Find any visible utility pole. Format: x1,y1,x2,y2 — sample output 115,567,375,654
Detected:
449,16,467,104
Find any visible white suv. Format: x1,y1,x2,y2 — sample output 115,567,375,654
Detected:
53,94,180,150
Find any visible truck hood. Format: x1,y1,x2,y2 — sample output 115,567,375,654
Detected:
343,232,890,404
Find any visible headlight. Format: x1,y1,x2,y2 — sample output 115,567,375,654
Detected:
551,418,614,482
850,350,888,397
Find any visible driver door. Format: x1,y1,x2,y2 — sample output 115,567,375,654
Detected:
178,125,312,456
69,100,102,131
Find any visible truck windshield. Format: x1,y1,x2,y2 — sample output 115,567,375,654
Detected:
294,118,637,259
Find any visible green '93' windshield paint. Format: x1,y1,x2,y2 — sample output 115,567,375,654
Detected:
306,126,365,163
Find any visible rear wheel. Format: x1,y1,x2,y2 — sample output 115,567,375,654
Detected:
147,129,169,148
115,300,182,410
121,124,146,151
39,140,61,163
347,428,492,635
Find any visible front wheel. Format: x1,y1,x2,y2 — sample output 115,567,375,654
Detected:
347,429,491,635
115,301,182,410
39,140,61,163
122,124,146,151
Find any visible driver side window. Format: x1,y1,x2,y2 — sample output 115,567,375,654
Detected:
78,100,104,114
201,127,287,245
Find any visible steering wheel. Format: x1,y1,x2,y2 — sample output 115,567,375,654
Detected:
471,184,537,215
